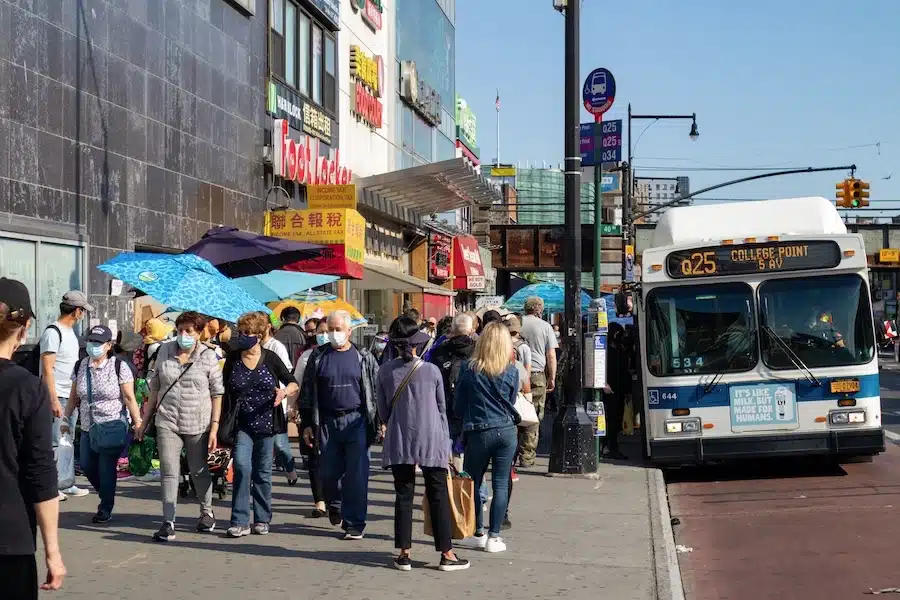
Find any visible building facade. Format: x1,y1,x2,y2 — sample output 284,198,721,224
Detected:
633,175,691,224
0,0,270,338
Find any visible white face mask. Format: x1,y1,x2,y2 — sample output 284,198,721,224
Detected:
329,331,348,348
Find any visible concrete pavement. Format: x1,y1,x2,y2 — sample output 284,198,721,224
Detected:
46,452,681,600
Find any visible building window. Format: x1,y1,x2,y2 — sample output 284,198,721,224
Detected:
271,0,285,77
0,233,86,342
271,1,334,112
312,25,322,105
284,2,297,87
297,11,310,96
324,36,336,113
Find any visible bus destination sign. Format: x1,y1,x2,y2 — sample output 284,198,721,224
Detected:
667,240,842,279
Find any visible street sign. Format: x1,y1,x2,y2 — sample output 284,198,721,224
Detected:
580,120,622,166
582,68,616,117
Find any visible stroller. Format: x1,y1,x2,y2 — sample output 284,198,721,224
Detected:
179,448,232,500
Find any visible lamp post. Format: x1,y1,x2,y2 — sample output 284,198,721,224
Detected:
622,104,699,280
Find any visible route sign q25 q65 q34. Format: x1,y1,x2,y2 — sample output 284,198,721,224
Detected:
582,68,616,117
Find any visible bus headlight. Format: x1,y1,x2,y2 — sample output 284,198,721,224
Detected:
665,418,701,434
829,410,866,425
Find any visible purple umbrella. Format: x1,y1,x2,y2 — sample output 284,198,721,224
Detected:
184,226,324,278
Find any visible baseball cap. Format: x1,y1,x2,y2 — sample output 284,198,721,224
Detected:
86,325,113,344
63,290,94,312
505,316,522,334
0,277,35,321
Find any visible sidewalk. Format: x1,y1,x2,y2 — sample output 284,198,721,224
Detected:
48,451,680,600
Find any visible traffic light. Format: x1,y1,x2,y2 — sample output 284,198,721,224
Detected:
848,179,862,208
858,180,870,207
835,179,850,207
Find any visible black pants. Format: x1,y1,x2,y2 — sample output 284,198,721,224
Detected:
391,465,452,553
0,554,38,600
602,393,625,454
302,443,324,504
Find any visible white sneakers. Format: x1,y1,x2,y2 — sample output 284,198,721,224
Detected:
471,534,507,553
60,485,89,497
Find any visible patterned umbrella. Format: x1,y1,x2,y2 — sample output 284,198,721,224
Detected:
502,282,592,313
235,270,339,304
98,253,271,323
268,294,367,327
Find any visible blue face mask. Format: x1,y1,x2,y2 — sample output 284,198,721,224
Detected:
177,333,196,350
316,333,329,346
86,343,105,359
236,333,258,351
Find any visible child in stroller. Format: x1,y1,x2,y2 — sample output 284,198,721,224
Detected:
179,447,232,500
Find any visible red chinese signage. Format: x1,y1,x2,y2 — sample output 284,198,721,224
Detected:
429,233,451,280
452,236,486,291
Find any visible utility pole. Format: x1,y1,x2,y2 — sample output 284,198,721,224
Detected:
549,0,596,475
593,163,602,295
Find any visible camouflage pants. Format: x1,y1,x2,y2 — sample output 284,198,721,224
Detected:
518,372,547,465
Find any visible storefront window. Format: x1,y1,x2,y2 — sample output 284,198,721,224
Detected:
396,0,456,115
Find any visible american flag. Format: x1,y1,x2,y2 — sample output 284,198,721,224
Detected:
495,89,500,112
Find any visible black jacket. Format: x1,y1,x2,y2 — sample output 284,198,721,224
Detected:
219,348,297,443
428,335,476,437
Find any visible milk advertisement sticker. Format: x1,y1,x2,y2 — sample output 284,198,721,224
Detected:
729,383,799,430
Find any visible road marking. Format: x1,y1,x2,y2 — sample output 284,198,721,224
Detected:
885,430,900,442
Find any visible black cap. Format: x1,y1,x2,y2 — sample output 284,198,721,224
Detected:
87,325,113,344
0,277,35,321
481,310,503,326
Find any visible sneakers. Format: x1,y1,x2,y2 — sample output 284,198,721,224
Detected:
511,467,519,483
153,522,176,542
343,528,364,540
439,555,470,572
196,513,216,533
57,492,67,502
485,536,507,553
91,511,111,524
393,555,412,571
471,534,488,549
328,508,342,527
310,502,327,518
286,471,298,486
61,485,89,497
252,523,269,535
226,525,251,538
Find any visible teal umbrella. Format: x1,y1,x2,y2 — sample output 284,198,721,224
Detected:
98,253,270,323
503,282,591,313
235,271,339,304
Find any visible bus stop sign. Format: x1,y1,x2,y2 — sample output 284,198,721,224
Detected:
583,68,616,117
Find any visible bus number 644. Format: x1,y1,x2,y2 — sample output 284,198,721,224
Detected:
681,251,717,276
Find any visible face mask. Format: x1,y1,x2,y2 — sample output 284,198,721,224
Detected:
329,331,348,348
374,341,387,352
177,333,196,350
316,333,329,346
86,343,106,359
236,333,258,351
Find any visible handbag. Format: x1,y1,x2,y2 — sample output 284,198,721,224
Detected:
86,362,129,453
514,391,539,427
423,464,476,540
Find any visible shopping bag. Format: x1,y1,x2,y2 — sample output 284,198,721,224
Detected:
56,434,75,490
128,437,157,477
423,468,476,540
622,397,635,435
514,392,539,428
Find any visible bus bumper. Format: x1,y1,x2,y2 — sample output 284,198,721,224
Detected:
650,429,886,465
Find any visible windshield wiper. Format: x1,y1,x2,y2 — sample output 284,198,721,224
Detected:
762,325,821,387
702,327,755,394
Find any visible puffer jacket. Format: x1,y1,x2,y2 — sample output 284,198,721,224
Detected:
150,341,224,436
299,343,379,446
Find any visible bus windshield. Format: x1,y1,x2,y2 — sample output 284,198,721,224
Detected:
646,282,756,377
759,274,875,369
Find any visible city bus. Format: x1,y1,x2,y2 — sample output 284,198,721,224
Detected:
635,196,884,464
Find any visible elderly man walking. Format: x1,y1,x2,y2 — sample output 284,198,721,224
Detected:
299,310,379,540
517,297,558,467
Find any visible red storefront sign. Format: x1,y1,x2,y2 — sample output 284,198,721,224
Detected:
429,233,451,280
423,293,452,320
272,119,352,185
452,236,486,290
353,82,383,128
283,244,364,280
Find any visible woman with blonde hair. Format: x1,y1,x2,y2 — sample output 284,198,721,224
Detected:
453,322,520,554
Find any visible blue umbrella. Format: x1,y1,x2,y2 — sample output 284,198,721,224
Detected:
235,271,339,304
503,282,592,313
98,253,271,323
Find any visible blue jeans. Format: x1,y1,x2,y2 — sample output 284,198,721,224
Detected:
230,429,275,527
79,434,121,516
463,424,517,536
319,411,370,532
273,432,296,473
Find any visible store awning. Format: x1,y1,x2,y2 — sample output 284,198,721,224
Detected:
362,263,456,297
356,158,501,227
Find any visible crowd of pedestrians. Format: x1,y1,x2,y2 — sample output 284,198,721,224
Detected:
0,274,591,596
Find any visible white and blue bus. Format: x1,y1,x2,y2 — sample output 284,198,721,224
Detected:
636,197,884,464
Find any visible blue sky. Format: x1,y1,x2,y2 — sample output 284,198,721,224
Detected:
455,0,900,210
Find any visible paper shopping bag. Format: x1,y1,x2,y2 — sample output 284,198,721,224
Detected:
423,469,476,540
622,397,635,435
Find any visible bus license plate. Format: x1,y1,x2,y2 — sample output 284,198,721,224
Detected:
830,379,860,394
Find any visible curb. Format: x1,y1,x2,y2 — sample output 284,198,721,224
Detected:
647,468,685,600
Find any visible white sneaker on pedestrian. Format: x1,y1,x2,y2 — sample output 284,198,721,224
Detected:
57,492,67,502
471,534,487,549
226,525,251,538
484,537,507,553
61,485,89,497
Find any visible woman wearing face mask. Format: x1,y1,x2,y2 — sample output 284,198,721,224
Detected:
292,318,329,516
138,311,224,542
372,331,389,362
223,312,299,537
62,326,142,523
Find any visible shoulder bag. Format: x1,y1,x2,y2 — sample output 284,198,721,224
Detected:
391,359,424,408
86,359,129,453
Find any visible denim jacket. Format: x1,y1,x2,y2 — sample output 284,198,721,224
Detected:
299,344,379,446
454,362,520,432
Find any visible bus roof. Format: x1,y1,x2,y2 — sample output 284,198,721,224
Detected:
649,197,847,248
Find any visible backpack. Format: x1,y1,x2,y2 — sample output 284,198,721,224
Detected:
438,353,467,407
513,337,528,365
19,325,61,376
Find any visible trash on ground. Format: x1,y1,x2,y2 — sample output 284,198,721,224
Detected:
676,544,693,553
867,589,900,595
